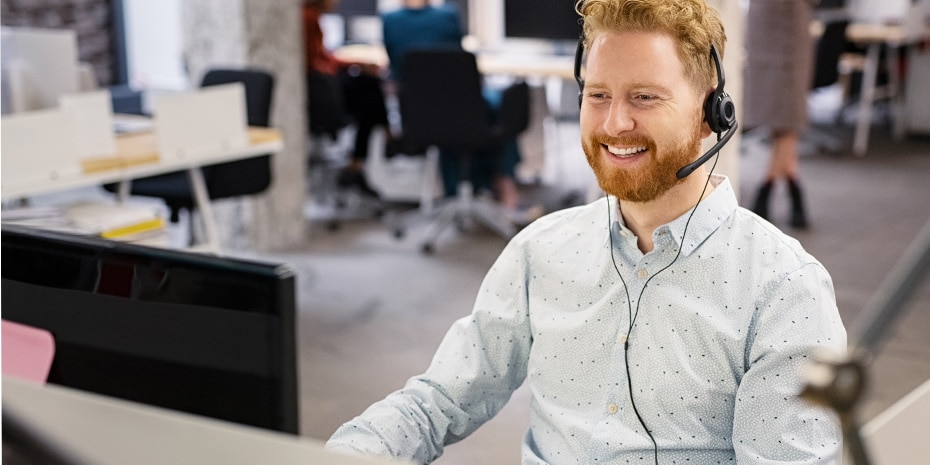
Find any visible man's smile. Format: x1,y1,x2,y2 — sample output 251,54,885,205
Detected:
606,145,648,158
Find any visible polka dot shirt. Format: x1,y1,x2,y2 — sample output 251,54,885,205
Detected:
326,176,847,465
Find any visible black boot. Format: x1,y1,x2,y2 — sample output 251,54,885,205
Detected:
752,180,773,220
787,178,808,229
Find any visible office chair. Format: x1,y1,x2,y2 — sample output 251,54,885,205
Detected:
804,5,862,155
106,68,275,243
393,48,530,253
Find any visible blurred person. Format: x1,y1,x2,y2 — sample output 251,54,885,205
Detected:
303,0,390,196
325,0,846,463
744,0,816,228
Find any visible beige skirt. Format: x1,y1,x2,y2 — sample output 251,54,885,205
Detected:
743,0,816,133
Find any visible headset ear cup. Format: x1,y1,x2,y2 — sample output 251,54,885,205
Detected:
719,92,736,131
704,90,735,134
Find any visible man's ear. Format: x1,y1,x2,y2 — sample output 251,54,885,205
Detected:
700,120,714,139
700,89,715,138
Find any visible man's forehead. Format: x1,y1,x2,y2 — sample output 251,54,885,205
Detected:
585,31,687,86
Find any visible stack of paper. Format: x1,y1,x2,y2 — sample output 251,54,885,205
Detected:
66,202,165,241
2,202,166,244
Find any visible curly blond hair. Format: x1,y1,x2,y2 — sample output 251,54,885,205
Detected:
575,0,727,91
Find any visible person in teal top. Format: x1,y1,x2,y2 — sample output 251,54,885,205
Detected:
381,0,464,83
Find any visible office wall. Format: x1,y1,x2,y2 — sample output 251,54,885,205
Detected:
119,0,187,90
0,0,114,86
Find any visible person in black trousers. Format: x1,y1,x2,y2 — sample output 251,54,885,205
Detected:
303,0,389,197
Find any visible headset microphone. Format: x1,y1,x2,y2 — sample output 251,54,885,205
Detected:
574,39,738,180
675,118,737,179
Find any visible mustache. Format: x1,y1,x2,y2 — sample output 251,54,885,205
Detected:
592,133,655,149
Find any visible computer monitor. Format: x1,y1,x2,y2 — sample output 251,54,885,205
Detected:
336,0,379,16
0,224,300,435
503,0,582,44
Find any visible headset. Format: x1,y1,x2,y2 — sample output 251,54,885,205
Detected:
573,37,738,179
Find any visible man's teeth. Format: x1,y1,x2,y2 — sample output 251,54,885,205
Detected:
607,145,646,157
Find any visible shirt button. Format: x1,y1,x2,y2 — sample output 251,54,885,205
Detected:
607,404,618,414
636,268,648,279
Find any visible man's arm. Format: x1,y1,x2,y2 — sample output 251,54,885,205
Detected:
733,262,847,463
325,244,533,463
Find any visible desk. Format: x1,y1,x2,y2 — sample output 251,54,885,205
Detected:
333,44,576,80
1,126,283,254
2,377,411,465
845,22,930,156
476,52,576,80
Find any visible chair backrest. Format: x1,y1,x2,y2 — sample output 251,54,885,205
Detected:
306,71,350,139
496,80,531,139
198,68,275,199
398,48,490,151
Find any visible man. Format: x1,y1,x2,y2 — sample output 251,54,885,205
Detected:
326,0,847,463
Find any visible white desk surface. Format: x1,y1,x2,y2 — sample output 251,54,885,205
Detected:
1,126,282,201
334,44,576,80
2,377,411,465
477,52,575,80
845,22,930,46
844,21,930,156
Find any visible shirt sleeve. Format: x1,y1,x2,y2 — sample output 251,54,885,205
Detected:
325,241,533,463
733,261,847,464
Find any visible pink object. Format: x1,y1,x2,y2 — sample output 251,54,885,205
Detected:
2,320,55,383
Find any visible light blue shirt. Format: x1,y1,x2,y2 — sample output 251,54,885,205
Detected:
327,176,847,464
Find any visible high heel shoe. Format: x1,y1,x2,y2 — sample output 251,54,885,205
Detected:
752,180,773,220
787,178,808,229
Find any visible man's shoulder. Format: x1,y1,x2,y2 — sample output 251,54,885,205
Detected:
514,198,607,240
725,206,824,269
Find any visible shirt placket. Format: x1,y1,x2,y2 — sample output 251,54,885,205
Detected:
589,225,679,460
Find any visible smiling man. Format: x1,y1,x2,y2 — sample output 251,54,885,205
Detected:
325,1,847,464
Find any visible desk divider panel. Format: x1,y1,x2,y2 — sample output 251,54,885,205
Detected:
0,108,81,189
59,90,117,158
152,83,249,162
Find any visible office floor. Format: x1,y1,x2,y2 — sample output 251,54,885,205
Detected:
240,117,930,464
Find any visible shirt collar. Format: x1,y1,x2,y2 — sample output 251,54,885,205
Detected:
611,174,738,256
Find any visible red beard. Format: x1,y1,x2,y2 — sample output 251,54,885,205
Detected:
583,122,702,202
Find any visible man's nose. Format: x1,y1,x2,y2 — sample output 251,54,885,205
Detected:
603,101,635,135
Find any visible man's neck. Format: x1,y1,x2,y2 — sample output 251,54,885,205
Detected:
618,173,715,253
